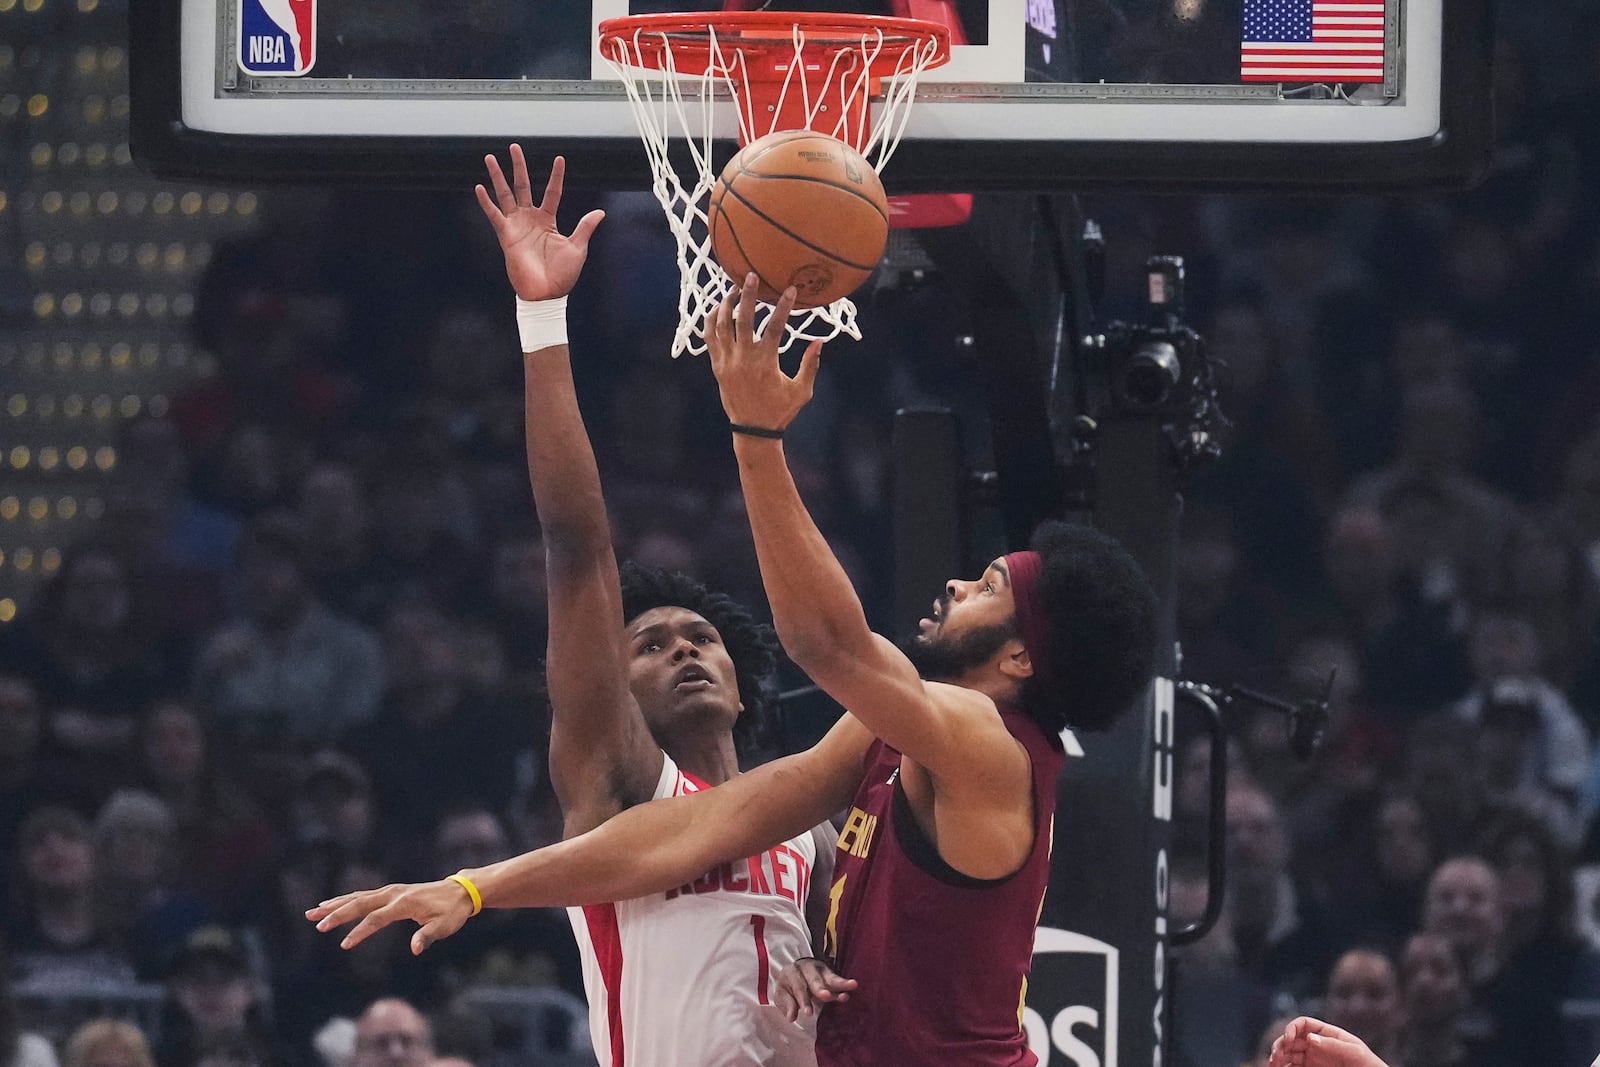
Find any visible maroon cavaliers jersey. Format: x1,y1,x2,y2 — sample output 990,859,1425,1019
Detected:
815,705,1067,1067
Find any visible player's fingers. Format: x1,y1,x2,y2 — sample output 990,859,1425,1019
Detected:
774,983,798,1023
569,209,606,250
473,185,506,229
794,339,823,396
736,274,759,348
485,154,516,215
312,892,383,931
410,918,444,956
769,286,798,346
714,289,737,350
537,150,562,214
777,969,815,1018
340,903,400,950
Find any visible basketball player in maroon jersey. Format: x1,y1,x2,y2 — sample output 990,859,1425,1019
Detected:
310,275,1158,1066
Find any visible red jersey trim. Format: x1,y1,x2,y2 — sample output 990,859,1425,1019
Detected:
582,903,626,1066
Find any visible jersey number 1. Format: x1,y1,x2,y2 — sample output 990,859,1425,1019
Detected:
750,914,770,1005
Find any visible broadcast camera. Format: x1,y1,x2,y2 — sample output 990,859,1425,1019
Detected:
1076,255,1228,471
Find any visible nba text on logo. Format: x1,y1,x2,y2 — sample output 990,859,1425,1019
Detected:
1025,928,1119,1067
237,0,316,76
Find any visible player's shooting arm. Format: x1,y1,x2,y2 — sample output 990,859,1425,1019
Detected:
308,713,874,954
478,146,661,835
707,278,1024,786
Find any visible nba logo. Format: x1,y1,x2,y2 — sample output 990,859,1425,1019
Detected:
237,0,315,76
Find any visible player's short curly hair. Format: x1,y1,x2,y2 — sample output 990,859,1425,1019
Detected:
1025,521,1160,735
618,563,780,753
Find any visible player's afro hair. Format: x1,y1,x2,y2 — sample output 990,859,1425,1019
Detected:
618,562,780,746
1026,521,1159,735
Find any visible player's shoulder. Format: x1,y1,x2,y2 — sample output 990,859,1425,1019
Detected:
922,680,1007,723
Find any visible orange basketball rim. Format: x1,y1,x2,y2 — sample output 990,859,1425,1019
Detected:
598,11,950,357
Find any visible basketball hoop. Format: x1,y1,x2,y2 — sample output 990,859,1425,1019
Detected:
598,12,950,357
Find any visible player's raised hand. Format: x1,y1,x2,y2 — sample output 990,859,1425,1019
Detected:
1268,1017,1390,1067
773,956,857,1024
475,145,605,301
305,878,477,957
706,272,823,434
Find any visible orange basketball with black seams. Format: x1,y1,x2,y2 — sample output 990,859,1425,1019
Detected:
708,131,890,309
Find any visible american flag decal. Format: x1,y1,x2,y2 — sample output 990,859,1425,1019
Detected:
1241,0,1386,83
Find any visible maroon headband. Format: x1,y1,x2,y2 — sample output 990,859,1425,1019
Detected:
1004,550,1054,691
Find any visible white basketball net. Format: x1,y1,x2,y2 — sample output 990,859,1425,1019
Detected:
601,23,944,357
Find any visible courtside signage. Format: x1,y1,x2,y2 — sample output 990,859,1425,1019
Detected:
237,0,316,76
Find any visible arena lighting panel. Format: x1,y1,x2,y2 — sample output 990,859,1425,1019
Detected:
131,0,1493,191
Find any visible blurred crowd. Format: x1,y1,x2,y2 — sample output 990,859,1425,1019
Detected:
4,4,1600,1067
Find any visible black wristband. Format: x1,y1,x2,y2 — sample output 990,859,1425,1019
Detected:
729,422,785,439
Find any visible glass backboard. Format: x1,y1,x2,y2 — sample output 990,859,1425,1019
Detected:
129,0,1493,191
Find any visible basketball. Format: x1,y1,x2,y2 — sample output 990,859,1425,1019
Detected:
707,131,890,309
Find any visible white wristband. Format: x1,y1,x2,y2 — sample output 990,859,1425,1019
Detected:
516,295,569,353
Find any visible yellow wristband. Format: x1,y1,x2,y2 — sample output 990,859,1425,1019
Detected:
447,873,483,916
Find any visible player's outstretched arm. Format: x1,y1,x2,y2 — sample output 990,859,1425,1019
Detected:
705,276,1028,793
306,713,873,957
477,145,661,837
1267,1018,1391,1067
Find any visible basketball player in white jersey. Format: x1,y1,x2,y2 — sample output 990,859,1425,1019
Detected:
476,144,834,1067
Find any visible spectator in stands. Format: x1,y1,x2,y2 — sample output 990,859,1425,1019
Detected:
424,1007,491,1067
1169,852,1274,1067
1225,782,1336,998
0,543,176,780
98,416,236,649
415,304,521,463
1421,854,1561,1065
0,947,60,1067
342,604,523,860
1476,808,1600,1003
6,806,135,986
192,511,384,751
1173,508,1271,685
296,462,376,622
289,752,377,858
1348,380,1521,602
1318,505,1470,720
1499,518,1600,705
1396,932,1503,1067
62,1021,154,1067
350,1000,432,1067
0,675,88,913
193,424,306,523
135,702,276,914
155,927,276,1067
172,279,355,456
413,807,581,997
1322,949,1402,1064
262,848,428,1059
188,1035,272,1067
93,790,210,980
1455,608,1590,846
1336,792,1435,953
1403,714,1488,860
1550,426,1600,588
357,470,478,623
481,533,547,685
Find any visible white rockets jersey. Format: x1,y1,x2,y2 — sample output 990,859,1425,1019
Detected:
567,753,819,1067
